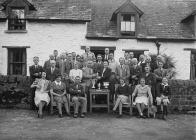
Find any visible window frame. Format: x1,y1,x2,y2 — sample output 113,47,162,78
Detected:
117,12,139,38
7,6,26,31
7,48,27,76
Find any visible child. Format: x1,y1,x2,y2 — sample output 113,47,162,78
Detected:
156,77,171,120
113,78,130,118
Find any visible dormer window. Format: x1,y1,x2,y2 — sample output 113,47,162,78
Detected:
8,7,26,30
120,14,136,36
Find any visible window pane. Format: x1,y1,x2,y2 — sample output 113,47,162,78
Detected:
123,14,131,21
131,16,135,22
10,9,25,19
121,21,126,31
130,21,135,32
12,63,23,75
125,22,131,31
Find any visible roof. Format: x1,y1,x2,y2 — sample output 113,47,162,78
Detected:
86,0,196,40
0,0,91,21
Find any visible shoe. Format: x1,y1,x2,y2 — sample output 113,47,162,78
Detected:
116,114,122,118
80,113,85,118
73,113,78,118
58,114,63,118
37,114,40,118
39,114,43,119
141,115,146,119
67,112,71,117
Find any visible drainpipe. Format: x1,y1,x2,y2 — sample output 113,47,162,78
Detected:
155,40,161,55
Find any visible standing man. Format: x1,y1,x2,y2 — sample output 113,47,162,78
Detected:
82,46,96,62
29,56,43,110
59,53,67,76
93,54,104,74
154,61,167,82
124,52,130,65
103,48,110,61
53,50,61,68
43,54,55,70
69,76,87,118
116,57,130,84
45,60,60,82
72,52,77,62
64,53,74,75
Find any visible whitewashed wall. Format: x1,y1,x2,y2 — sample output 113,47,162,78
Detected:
0,21,87,76
0,20,195,79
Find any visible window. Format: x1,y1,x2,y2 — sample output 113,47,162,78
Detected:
120,14,136,36
8,8,26,30
8,48,27,75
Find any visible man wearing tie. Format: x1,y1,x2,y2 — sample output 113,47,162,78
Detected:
46,60,60,82
116,57,130,84
64,53,74,75
53,50,61,68
93,54,104,74
59,53,67,76
103,48,110,61
29,56,43,110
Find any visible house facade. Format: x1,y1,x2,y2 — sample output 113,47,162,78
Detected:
0,0,196,80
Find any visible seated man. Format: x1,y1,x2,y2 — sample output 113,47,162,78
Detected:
69,76,87,118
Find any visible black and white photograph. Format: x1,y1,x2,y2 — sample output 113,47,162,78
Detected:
0,0,195,140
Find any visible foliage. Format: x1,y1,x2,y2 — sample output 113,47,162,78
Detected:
149,53,177,79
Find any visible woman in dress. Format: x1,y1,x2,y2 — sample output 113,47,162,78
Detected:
30,72,50,118
50,75,70,118
132,77,153,118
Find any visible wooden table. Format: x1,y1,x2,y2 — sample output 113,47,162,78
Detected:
89,89,110,113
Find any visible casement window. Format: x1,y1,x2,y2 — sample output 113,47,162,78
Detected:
8,8,26,30
8,48,27,75
120,14,136,36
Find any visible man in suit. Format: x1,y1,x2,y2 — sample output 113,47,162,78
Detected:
64,53,74,75
53,50,61,68
82,46,96,62
59,53,67,76
116,57,130,84
154,61,167,82
29,56,43,110
97,60,111,86
93,54,104,74
46,60,60,82
103,48,110,61
43,54,55,70
69,76,87,118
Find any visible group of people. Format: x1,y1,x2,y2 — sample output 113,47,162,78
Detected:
29,47,171,120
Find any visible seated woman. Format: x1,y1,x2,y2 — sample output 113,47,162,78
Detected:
156,77,171,120
30,72,50,118
112,78,130,118
132,77,153,118
50,75,70,118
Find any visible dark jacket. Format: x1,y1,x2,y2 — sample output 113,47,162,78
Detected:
157,83,171,97
129,65,142,85
45,67,60,82
69,83,85,97
98,67,111,83
29,65,43,83
116,84,130,96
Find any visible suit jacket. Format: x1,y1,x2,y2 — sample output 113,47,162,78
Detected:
82,52,95,62
103,54,110,61
64,60,74,75
156,83,171,97
54,56,61,67
129,65,142,85
93,61,104,74
154,68,167,82
45,67,60,82
69,83,85,97
98,67,111,83
29,65,43,82
43,60,51,70
116,64,130,80
59,59,66,76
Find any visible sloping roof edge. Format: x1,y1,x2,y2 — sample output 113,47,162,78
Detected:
181,10,196,23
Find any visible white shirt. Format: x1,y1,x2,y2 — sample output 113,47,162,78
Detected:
55,81,61,86
69,69,83,80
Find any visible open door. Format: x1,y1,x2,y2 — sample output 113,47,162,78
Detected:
190,52,196,80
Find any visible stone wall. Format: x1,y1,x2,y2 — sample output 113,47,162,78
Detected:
0,75,196,112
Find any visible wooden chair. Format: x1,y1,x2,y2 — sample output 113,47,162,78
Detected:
131,92,150,117
50,91,58,115
113,84,132,116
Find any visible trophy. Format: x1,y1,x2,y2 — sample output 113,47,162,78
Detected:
98,82,101,90
92,79,96,89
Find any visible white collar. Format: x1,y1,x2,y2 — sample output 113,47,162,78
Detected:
162,83,168,86
121,83,126,87
55,81,61,85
